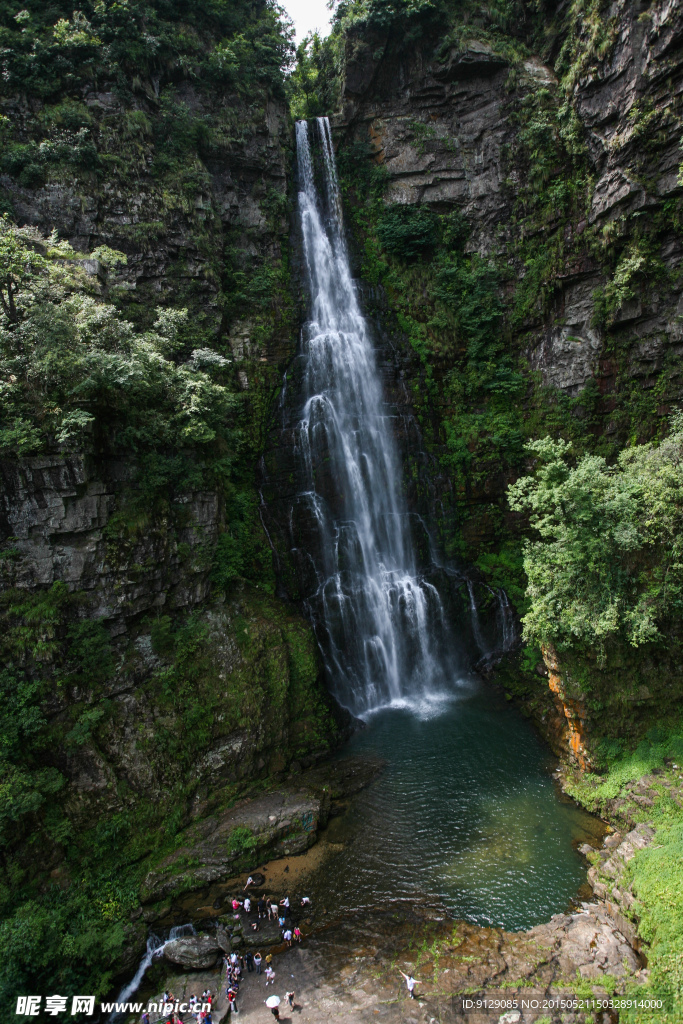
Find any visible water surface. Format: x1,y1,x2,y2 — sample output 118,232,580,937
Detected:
305,685,603,931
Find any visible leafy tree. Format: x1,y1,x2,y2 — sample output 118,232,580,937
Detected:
0,222,236,457
508,417,683,652
287,31,341,118
0,218,46,323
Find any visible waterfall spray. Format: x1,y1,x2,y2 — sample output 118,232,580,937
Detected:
293,118,459,716
107,924,196,1021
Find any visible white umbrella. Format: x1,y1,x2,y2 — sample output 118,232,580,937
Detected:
265,996,281,1008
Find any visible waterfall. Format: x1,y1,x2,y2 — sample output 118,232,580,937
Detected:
293,117,459,717
496,589,517,653
467,581,487,654
108,924,196,1020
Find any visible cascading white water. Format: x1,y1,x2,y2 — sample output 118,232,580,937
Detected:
108,923,195,1020
294,117,457,717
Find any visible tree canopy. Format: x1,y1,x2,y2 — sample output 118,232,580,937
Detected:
508,420,683,652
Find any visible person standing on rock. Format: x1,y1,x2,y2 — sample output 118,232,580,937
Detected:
245,950,254,972
399,971,417,999
293,926,302,943
283,927,293,947
244,896,251,914
270,900,278,921
257,895,267,918
254,951,262,974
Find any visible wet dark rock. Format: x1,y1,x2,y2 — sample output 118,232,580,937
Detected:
140,756,383,905
240,918,283,947
141,788,323,904
116,923,148,975
163,936,221,970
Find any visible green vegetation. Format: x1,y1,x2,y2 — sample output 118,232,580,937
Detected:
0,0,293,101
0,221,235,457
508,418,683,653
315,8,683,1012
0,0,334,1007
566,728,683,1023
287,32,342,119
0,581,338,1006
0,0,681,1010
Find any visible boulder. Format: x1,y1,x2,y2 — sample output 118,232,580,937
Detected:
163,936,220,970
241,919,283,947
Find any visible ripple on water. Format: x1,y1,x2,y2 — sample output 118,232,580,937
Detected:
305,683,604,931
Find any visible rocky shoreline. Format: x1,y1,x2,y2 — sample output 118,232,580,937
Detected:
122,755,665,1024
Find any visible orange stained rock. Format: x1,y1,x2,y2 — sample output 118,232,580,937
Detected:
368,120,386,163
543,644,593,771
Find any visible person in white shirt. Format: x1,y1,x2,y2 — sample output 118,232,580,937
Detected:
399,971,417,999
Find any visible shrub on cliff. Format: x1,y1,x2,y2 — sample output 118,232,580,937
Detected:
0,220,236,458
0,0,293,99
508,416,683,653
377,205,438,261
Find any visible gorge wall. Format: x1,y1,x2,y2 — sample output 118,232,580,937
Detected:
0,0,347,1002
306,0,683,765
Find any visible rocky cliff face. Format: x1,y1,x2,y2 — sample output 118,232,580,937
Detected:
0,454,217,618
0,3,350,1000
0,76,340,825
318,0,683,763
336,0,683,438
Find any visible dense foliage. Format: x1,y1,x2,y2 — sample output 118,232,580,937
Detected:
0,0,681,1010
0,0,293,100
0,220,236,457
0,577,336,1005
508,419,683,653
0,0,307,1007
566,726,683,1022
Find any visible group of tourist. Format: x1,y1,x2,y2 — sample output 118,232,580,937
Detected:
142,989,215,1024
145,885,417,1021
228,892,307,941
221,890,309,1014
